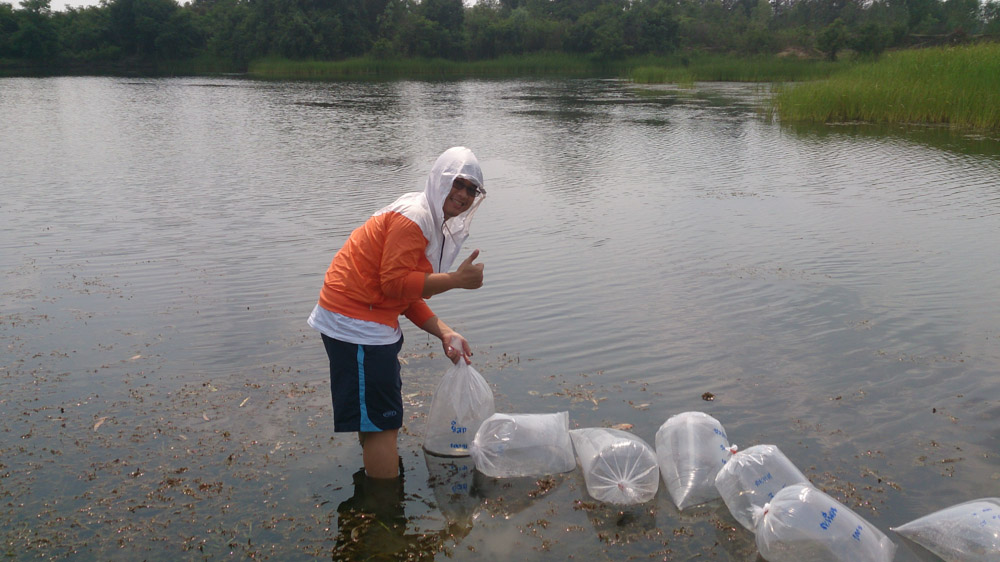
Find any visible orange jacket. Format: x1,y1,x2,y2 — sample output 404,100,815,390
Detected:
318,210,435,329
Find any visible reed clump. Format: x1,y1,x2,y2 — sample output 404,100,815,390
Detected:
773,43,1000,131
630,54,841,84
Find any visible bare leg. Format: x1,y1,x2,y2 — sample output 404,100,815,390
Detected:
359,429,399,479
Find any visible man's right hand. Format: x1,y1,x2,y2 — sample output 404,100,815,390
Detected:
453,249,484,289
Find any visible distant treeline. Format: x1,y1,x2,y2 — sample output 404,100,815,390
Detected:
2,0,1000,71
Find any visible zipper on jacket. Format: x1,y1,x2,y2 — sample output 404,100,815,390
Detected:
439,229,446,272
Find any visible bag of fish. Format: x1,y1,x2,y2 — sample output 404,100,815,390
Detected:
569,427,659,505
754,484,896,562
469,412,576,478
715,444,812,531
890,497,1000,562
423,359,495,457
655,411,736,509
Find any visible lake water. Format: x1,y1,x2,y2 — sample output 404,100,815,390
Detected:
1,76,999,560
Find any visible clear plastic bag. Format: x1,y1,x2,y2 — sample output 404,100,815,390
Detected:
469,412,576,478
755,484,897,562
423,359,495,457
715,444,812,531
655,411,735,509
890,497,1000,562
569,427,660,505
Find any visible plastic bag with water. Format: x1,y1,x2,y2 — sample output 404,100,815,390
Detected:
754,484,897,562
655,411,735,509
715,444,812,531
423,358,495,457
890,497,1000,561
569,427,659,505
469,412,576,478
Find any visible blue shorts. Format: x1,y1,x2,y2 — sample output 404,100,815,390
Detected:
322,334,404,432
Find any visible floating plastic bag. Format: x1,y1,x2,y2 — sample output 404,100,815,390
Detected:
469,412,576,478
655,411,736,509
715,444,812,531
755,484,897,562
423,359,495,456
890,497,1000,562
569,427,659,505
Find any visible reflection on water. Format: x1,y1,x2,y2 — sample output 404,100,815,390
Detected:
425,453,479,525
334,468,442,560
335,453,572,559
1,76,999,561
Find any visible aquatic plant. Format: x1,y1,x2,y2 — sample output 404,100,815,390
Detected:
772,42,1000,131
629,54,842,84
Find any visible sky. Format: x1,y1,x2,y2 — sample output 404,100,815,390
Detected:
47,0,101,12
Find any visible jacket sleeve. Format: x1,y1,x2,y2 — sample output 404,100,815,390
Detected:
378,213,430,303
403,299,435,328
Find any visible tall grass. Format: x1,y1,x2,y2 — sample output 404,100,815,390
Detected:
248,52,840,81
773,43,1000,130
248,53,620,79
630,53,843,84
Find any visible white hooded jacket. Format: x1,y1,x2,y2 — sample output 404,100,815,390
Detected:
374,146,485,273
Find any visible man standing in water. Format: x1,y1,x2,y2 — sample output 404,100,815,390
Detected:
308,147,486,479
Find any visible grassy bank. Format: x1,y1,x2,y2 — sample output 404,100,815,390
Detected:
246,52,839,81
773,42,1000,130
0,54,242,77
629,53,843,84
248,53,629,79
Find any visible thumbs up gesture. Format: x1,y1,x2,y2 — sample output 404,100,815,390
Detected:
453,249,484,289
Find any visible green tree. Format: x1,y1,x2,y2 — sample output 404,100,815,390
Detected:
19,0,49,15
627,0,679,54
154,8,202,58
394,13,438,57
464,0,502,57
850,21,891,55
522,11,563,51
419,0,463,57
274,7,319,57
817,17,847,59
11,0,60,59
565,2,627,58
0,3,19,57
109,0,182,57
942,0,978,32
750,0,772,25
743,0,775,53
903,0,944,32
985,0,1000,35
372,0,408,55
59,5,117,60
201,0,253,63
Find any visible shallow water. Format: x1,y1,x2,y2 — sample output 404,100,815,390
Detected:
1,76,999,560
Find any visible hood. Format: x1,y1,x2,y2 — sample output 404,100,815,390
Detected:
425,147,485,272
374,147,485,273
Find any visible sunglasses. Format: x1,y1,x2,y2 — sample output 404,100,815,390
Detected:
452,178,484,198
